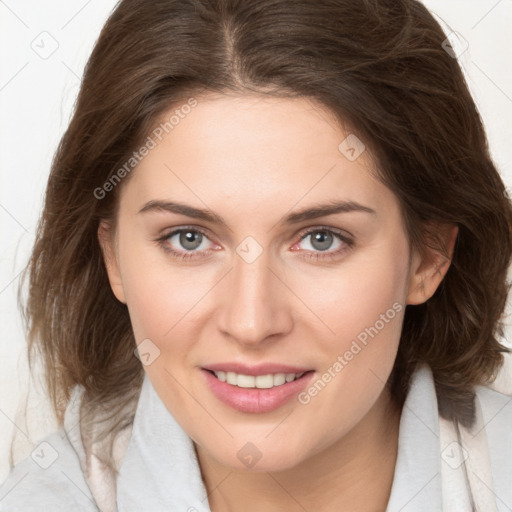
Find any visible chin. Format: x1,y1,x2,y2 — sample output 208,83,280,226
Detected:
202,436,313,473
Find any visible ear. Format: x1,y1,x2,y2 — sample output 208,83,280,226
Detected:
98,220,126,304
406,223,458,305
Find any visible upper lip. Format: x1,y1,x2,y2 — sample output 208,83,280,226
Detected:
203,362,313,376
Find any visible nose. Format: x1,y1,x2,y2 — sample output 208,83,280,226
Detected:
215,249,293,348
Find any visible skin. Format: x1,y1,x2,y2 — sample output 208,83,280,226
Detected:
99,93,457,512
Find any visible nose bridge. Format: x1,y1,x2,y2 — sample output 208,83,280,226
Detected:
217,246,291,345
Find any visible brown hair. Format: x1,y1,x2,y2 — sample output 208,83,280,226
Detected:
22,0,512,458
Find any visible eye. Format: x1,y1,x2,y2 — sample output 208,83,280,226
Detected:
292,227,354,261
157,227,219,260
169,230,207,251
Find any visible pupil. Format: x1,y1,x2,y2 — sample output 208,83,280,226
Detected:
312,231,332,251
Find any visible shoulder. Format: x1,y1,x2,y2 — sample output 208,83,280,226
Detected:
474,383,512,458
0,429,98,511
474,383,512,511
475,383,512,432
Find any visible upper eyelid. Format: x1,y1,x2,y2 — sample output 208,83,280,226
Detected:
158,226,214,246
297,225,353,240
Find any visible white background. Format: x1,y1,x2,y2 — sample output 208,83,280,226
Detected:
1,0,511,482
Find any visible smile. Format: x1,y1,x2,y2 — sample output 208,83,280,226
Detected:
202,367,315,413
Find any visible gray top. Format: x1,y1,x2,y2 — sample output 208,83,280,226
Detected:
1,363,511,511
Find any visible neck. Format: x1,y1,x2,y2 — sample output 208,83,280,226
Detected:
196,386,402,512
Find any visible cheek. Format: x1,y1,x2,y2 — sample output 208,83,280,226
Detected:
296,240,409,350
116,236,198,344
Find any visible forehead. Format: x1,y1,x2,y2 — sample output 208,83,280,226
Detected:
119,93,397,223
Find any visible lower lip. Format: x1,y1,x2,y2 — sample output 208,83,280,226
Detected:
201,369,315,413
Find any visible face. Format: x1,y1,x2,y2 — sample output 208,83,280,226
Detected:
99,93,449,472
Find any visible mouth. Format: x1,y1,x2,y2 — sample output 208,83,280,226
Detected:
201,366,315,413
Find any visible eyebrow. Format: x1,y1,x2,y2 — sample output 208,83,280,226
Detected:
137,199,377,227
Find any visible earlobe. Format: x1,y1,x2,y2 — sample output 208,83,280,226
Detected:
97,220,127,304
406,224,458,305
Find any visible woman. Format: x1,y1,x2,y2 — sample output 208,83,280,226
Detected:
1,0,511,511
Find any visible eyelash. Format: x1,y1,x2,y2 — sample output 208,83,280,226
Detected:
156,225,354,262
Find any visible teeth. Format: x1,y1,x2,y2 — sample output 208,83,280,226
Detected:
213,370,306,388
